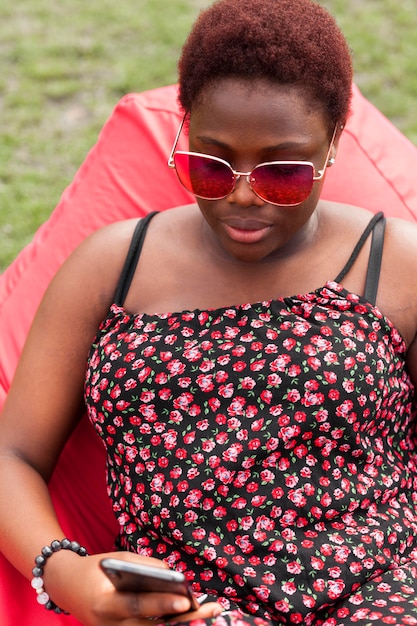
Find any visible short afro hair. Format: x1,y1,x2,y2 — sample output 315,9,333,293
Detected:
178,0,353,128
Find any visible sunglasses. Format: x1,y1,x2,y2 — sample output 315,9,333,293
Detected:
168,117,339,206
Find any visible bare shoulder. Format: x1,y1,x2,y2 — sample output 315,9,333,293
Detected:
45,207,198,315
384,214,417,252
376,215,417,346
50,214,168,298
382,216,417,288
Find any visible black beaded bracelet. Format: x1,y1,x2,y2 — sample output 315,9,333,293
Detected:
31,538,89,614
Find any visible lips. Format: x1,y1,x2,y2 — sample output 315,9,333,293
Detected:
223,218,272,244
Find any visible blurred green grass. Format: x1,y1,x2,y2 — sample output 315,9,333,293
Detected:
1,0,417,271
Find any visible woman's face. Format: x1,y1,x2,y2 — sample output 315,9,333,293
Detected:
188,77,338,263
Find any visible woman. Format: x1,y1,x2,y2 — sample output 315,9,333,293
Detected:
1,0,417,624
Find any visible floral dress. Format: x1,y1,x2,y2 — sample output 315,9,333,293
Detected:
85,212,417,625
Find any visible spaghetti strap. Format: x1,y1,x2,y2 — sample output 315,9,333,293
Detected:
334,211,386,305
114,211,158,306
364,214,386,305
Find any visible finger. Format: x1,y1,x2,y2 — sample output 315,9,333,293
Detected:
102,591,192,621
165,601,224,622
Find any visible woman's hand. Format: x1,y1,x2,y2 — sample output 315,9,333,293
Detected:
43,550,223,625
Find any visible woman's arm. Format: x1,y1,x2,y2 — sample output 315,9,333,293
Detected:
0,218,222,624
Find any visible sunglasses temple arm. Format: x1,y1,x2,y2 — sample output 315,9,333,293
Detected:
168,115,187,167
315,123,340,179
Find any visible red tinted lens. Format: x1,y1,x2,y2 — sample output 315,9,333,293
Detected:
173,153,234,199
251,163,314,206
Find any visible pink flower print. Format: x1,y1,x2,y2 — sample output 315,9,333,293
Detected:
335,399,354,417
227,397,246,416
98,377,109,391
173,392,194,411
240,516,254,531
285,475,299,488
125,446,138,462
250,358,266,371
213,505,227,518
253,586,270,601
250,418,264,432
103,399,113,413
219,383,234,398
302,595,316,609
178,376,192,388
183,346,202,362
138,366,152,383
328,566,342,579
168,410,183,424
279,424,301,443
123,432,135,445
115,400,130,412
166,359,185,375
240,376,256,390
158,387,172,401
307,356,321,371
202,439,216,453
328,579,345,600
150,473,165,492
271,354,291,372
280,509,298,527
184,489,203,508
293,320,311,336
302,391,325,406
214,466,235,484
260,389,272,404
323,370,337,385
324,351,339,365
260,469,275,484
286,389,301,403
140,389,155,402
155,372,168,385
103,342,117,355
282,337,296,350
143,345,156,357
313,578,326,592
245,405,258,418
311,556,325,570
162,430,178,450
267,373,282,388
251,495,267,507
281,580,296,595
223,443,244,463
334,546,351,563
164,333,177,345
311,335,333,351
235,535,254,554
286,560,302,575
274,599,291,614
304,344,317,357
288,489,307,507
139,404,157,421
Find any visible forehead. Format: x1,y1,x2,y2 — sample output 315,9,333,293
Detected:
189,77,329,142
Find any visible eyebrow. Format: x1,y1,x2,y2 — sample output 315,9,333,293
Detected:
195,135,311,154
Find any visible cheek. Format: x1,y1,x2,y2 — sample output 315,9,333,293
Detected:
196,199,221,224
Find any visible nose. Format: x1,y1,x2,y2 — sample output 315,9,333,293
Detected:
227,173,264,207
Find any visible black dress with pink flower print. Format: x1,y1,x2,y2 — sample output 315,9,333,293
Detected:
85,216,417,625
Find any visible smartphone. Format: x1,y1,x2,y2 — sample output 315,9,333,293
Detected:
100,558,200,611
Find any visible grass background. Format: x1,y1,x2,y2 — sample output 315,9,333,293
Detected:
1,0,417,271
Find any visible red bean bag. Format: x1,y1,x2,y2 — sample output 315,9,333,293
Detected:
1,83,417,625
